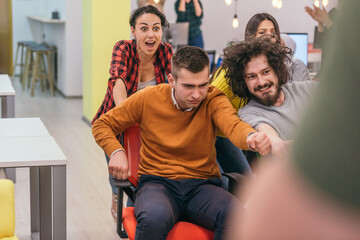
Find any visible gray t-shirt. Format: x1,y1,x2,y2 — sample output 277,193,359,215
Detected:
238,81,317,140
288,59,311,83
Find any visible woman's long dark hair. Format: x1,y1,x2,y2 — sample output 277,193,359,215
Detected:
245,13,281,43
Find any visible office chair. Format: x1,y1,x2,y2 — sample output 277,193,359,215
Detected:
0,179,19,240
111,125,243,239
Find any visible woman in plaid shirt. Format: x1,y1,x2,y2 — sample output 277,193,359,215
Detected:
92,5,173,219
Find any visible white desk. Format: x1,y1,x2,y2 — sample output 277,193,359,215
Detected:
0,119,67,240
0,117,50,137
0,74,16,182
0,74,15,118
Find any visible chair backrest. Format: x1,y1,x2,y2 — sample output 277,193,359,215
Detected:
0,179,17,239
123,125,141,187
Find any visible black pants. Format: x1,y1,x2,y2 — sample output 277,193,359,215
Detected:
134,175,240,240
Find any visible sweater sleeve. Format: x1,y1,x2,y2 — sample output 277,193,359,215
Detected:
209,89,255,150
92,89,145,157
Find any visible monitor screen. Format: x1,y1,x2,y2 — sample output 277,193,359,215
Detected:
286,33,308,65
164,22,189,50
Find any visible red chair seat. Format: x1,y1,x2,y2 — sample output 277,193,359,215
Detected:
123,207,214,240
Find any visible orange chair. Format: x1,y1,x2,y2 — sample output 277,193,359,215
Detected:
111,125,214,239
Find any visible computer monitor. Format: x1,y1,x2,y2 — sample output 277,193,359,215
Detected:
286,33,308,65
164,22,189,51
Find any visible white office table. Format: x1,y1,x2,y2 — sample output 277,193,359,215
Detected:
0,74,15,118
0,124,67,239
0,74,16,182
0,117,50,137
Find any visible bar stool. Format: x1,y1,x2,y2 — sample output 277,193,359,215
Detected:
21,42,41,90
11,41,37,81
30,44,56,97
22,43,56,96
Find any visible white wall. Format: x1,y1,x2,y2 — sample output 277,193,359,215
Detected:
12,0,40,68
12,0,82,97
132,0,338,58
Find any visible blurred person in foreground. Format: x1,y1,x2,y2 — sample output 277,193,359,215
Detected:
226,0,360,239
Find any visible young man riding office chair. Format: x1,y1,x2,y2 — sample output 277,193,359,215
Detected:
92,46,271,240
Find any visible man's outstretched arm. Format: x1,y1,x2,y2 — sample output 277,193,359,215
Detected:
257,123,291,158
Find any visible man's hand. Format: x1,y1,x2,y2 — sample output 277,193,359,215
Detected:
109,150,130,180
247,132,271,155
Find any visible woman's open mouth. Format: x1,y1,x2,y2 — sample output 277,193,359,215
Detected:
145,41,156,50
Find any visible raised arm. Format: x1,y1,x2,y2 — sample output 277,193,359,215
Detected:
193,0,202,17
177,0,186,12
305,5,333,32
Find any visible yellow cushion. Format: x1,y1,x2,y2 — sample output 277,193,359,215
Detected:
0,179,18,240
0,236,19,240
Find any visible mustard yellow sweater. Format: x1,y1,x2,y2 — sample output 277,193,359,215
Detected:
92,84,254,180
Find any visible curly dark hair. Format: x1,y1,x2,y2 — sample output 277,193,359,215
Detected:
171,46,209,80
222,37,292,99
129,5,169,29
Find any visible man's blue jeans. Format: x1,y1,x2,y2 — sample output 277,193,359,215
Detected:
216,136,253,176
134,175,240,240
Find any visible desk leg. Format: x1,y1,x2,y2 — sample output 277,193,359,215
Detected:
1,95,15,118
30,166,66,240
39,166,52,239
53,165,66,240
30,167,40,235
2,95,16,183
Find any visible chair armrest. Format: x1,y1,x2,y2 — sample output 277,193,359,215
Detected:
110,177,133,238
222,172,249,194
111,178,132,188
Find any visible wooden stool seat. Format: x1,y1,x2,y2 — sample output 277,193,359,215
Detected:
11,41,37,81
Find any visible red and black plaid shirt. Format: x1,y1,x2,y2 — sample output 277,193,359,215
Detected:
92,39,173,124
